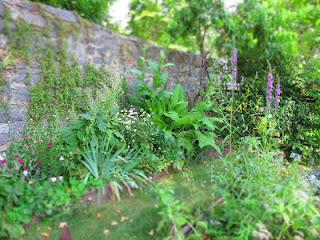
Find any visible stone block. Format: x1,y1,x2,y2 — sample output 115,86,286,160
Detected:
93,57,103,65
16,1,35,11
86,46,96,55
0,133,9,145
10,104,27,121
0,2,4,18
0,34,8,48
19,9,46,28
9,121,24,135
43,5,77,23
0,123,9,134
0,111,9,123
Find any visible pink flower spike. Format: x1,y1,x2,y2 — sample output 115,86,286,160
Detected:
15,154,20,159
18,159,24,165
23,166,28,170
47,143,53,148
0,159,7,165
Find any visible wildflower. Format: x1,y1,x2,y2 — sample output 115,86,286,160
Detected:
59,156,65,161
58,176,64,181
47,143,53,147
274,81,281,109
18,159,24,165
23,170,28,176
266,71,274,108
50,177,57,182
0,159,7,165
23,166,28,170
35,161,41,165
15,154,20,159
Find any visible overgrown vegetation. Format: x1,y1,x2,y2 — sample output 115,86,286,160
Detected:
31,0,115,24
1,0,320,239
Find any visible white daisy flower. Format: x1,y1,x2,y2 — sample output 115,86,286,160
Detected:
50,177,57,182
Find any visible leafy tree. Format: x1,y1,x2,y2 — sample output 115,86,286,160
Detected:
31,0,115,24
215,0,319,80
169,0,225,56
128,0,171,44
128,0,225,88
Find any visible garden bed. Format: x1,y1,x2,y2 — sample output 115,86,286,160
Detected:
23,164,212,240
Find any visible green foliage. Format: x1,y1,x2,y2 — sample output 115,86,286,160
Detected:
209,138,320,239
28,50,119,133
8,138,80,179
3,10,36,62
0,176,87,238
216,0,319,75
129,0,171,45
154,186,192,240
128,0,224,52
31,0,115,24
81,133,149,200
213,0,320,162
132,54,223,157
61,106,183,173
168,0,225,54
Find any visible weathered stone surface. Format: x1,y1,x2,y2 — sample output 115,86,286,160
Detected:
0,34,7,48
86,46,96,55
0,134,9,145
18,9,46,28
0,2,4,17
9,121,24,135
16,1,35,11
0,111,9,123
10,105,27,121
8,84,30,104
42,5,77,23
0,123,9,134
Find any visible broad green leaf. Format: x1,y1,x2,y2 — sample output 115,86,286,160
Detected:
196,131,221,153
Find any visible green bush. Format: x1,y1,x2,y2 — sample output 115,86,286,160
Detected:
132,53,224,158
31,0,115,24
0,176,87,238
209,138,320,239
214,0,320,163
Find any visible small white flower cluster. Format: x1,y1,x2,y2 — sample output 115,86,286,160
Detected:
115,107,152,130
50,176,64,183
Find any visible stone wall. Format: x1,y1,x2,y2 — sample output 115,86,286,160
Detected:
0,0,207,150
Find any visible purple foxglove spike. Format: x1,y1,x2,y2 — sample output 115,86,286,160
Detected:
266,71,274,108
274,82,281,109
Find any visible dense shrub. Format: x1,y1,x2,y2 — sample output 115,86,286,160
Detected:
154,138,320,239
209,138,320,239
214,0,320,163
31,0,115,24
131,53,224,158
